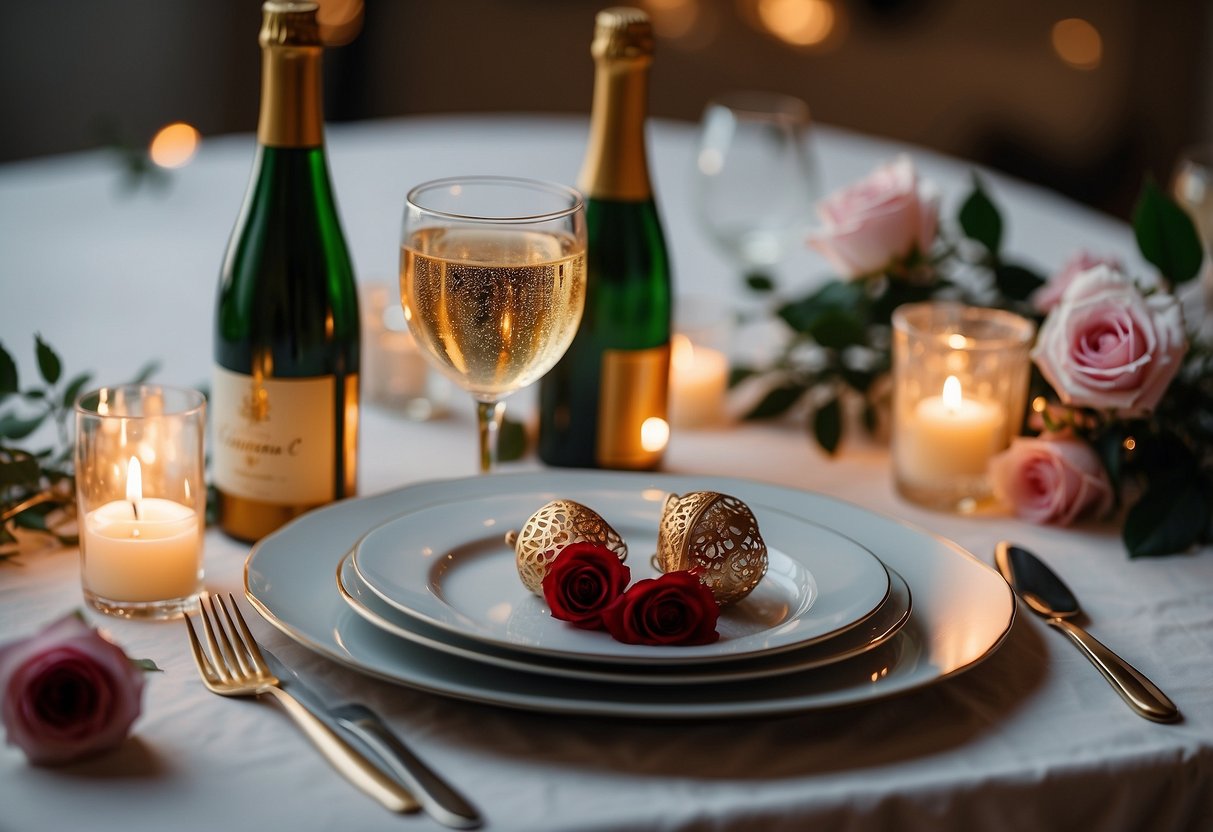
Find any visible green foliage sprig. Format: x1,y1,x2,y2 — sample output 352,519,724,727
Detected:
0,338,157,557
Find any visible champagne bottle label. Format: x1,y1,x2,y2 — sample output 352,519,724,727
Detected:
211,364,338,505
596,344,670,468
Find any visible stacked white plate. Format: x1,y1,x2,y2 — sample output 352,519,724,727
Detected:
245,471,1015,719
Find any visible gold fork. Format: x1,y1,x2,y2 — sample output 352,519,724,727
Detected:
185,592,419,814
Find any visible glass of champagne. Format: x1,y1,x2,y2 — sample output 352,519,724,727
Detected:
692,91,819,294
400,176,587,472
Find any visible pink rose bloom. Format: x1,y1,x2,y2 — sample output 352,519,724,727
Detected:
0,614,144,766
991,437,1114,526
1032,265,1186,416
808,155,939,278
1032,251,1123,314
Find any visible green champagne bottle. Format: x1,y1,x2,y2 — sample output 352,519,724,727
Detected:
212,1,359,542
538,7,672,469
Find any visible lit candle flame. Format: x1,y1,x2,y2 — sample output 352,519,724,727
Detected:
125,456,143,521
942,376,963,412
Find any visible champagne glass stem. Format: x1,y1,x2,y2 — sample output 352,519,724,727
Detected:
476,399,506,473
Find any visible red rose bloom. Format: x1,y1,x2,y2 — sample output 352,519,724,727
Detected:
603,571,720,646
542,542,630,630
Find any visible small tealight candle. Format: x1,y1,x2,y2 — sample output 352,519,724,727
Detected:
897,376,1005,484
891,303,1035,512
76,384,206,619
668,334,729,428
82,457,201,604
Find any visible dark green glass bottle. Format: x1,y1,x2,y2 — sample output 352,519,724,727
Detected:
212,1,359,542
538,7,672,469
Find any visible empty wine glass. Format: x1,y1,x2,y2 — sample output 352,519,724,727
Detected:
400,177,586,472
1171,143,1213,336
692,91,819,293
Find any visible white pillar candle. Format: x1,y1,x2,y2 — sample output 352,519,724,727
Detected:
669,334,729,428
81,458,201,603
897,376,1005,486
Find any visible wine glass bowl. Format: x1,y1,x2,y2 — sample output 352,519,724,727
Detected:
1170,143,1213,337
692,91,818,289
400,176,586,472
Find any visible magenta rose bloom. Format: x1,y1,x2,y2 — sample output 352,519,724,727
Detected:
1032,265,1186,416
808,155,939,278
603,571,720,646
0,614,145,766
542,542,631,630
990,437,1114,526
1031,251,1123,314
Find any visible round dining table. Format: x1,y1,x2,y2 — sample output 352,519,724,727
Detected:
1,114,1210,831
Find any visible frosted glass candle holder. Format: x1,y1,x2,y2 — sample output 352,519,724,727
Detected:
75,385,206,619
891,303,1035,512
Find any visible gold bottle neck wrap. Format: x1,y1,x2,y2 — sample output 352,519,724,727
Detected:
591,7,655,60
257,1,324,148
578,8,654,201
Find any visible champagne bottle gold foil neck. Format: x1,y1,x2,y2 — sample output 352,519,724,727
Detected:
260,1,321,47
592,7,654,60
257,0,324,147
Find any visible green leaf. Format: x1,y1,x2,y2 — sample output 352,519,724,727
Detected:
744,272,776,293
61,372,93,409
131,658,164,673
1092,426,1125,494
34,335,61,386
1123,475,1211,557
744,384,804,420
0,411,48,441
1133,179,1204,285
777,280,865,335
496,416,527,462
808,309,867,350
959,176,1003,255
840,367,876,394
129,360,161,384
994,263,1046,302
0,343,17,399
0,454,41,487
13,510,47,531
811,396,843,455
728,366,757,388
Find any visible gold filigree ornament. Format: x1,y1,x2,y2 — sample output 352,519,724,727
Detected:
505,500,628,595
655,492,767,607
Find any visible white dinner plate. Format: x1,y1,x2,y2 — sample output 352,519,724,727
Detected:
337,550,912,685
350,490,891,665
245,471,1016,719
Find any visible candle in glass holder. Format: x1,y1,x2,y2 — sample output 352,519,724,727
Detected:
892,303,1034,512
76,385,205,619
668,294,732,428
82,458,201,603
669,334,728,428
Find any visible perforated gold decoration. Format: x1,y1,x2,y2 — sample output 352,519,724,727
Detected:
655,491,767,607
505,499,628,595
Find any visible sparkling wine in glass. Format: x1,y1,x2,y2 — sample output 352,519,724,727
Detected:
692,91,819,294
400,177,586,472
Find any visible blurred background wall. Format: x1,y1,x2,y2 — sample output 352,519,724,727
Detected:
1,0,1209,218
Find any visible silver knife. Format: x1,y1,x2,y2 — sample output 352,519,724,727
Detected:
263,648,483,829
995,541,1180,723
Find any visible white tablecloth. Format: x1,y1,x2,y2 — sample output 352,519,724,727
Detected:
1,116,1210,831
